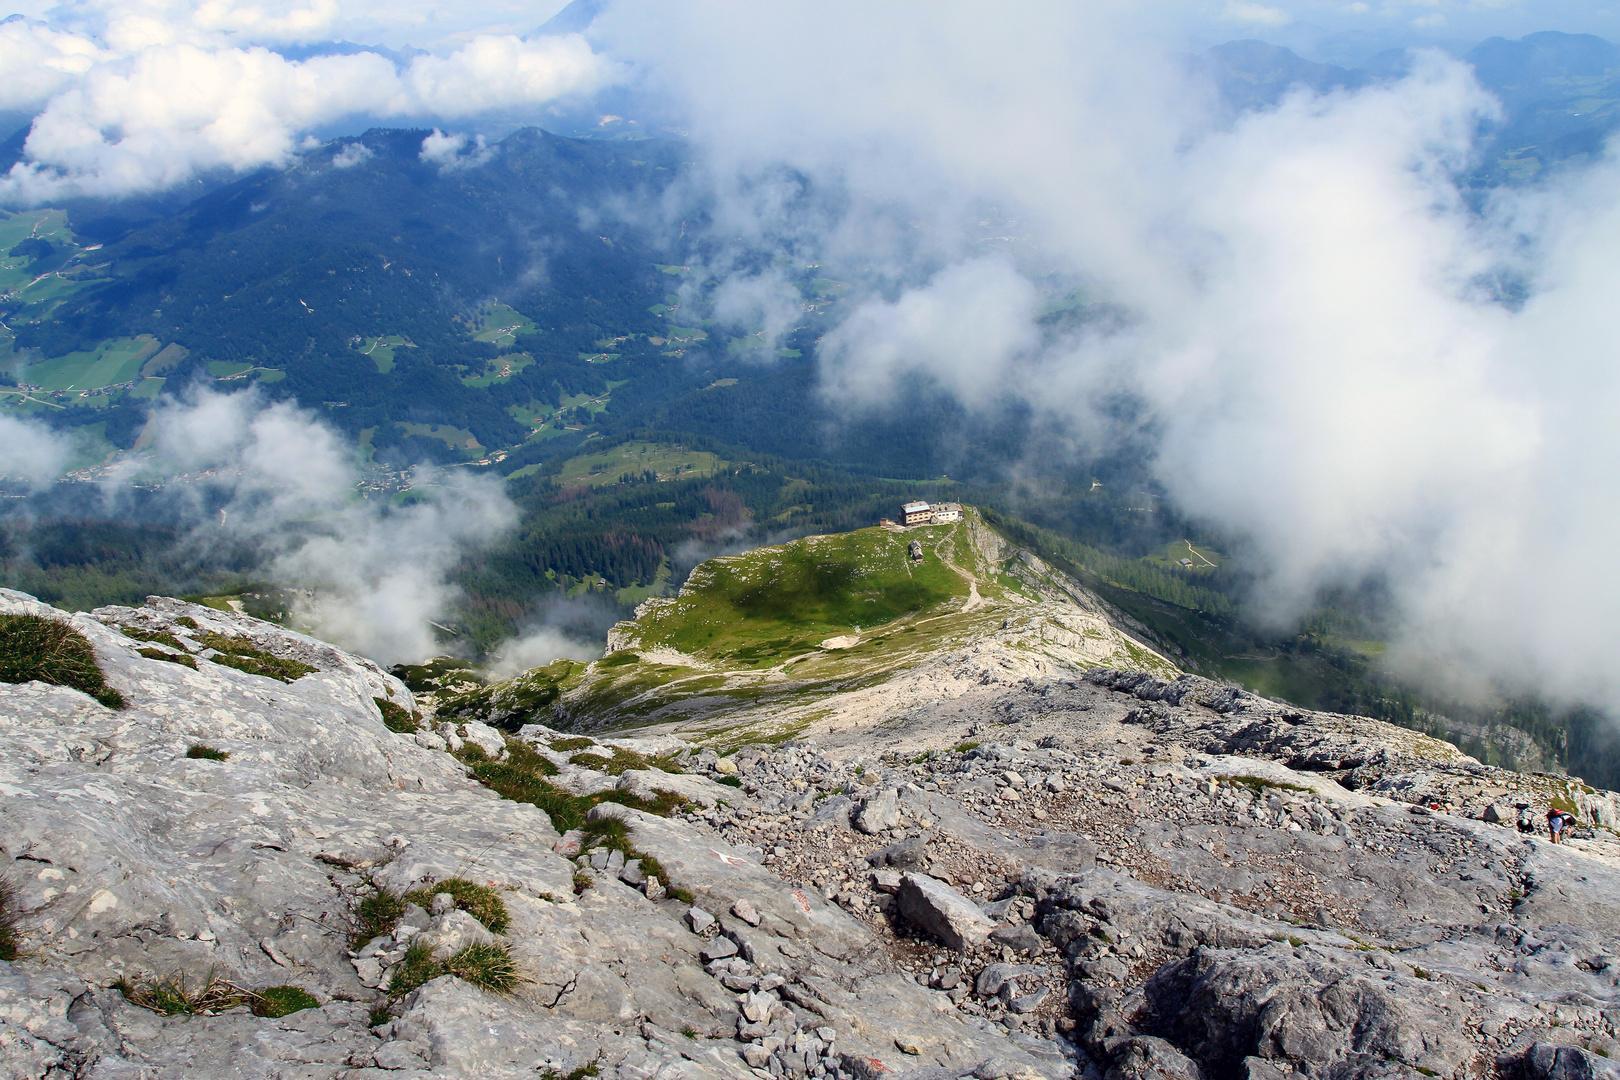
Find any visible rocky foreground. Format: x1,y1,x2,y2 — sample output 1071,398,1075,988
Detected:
5,588,1620,1080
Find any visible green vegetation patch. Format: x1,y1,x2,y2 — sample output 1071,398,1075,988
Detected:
469,303,535,347
186,744,229,760
550,736,596,751
0,613,124,708
139,647,197,669
197,633,316,683
0,875,19,961
630,526,968,664
459,739,686,834
253,985,320,1018
403,878,510,934
353,887,407,947
1224,775,1313,795
120,625,186,650
555,441,725,489
567,745,684,776
374,697,420,734
386,940,520,997
21,336,158,392
354,334,415,373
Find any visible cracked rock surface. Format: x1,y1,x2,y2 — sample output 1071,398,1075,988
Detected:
5,588,1620,1080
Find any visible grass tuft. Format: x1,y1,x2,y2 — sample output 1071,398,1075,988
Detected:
1225,775,1312,795
186,744,229,761
387,941,521,998
117,970,247,1015
368,1005,393,1027
0,613,124,708
252,985,319,1018
459,739,684,833
374,697,420,734
197,632,316,683
549,736,596,751
139,647,197,669
716,775,743,789
0,875,20,961
352,886,407,947
443,941,521,993
403,879,509,934
385,942,441,997
953,741,981,754
120,626,187,650
567,745,684,776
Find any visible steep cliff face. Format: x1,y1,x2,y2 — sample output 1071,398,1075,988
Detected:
4,568,1620,1080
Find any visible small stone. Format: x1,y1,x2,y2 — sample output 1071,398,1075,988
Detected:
554,830,585,856
701,936,740,962
686,906,716,934
741,990,775,1023
854,788,901,834
1009,987,1047,1014
732,898,762,926
619,859,645,887
894,1036,922,1055
990,925,1043,954
745,1046,773,1068
871,869,903,894
644,876,665,901
429,892,455,916
716,757,740,774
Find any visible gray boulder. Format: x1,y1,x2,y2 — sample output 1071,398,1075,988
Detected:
1524,1043,1620,1080
1141,945,1473,1080
896,873,997,950
855,787,901,834
866,835,929,870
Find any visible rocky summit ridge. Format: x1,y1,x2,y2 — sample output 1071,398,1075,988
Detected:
4,537,1620,1080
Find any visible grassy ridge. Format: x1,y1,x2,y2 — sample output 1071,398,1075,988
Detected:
637,526,969,663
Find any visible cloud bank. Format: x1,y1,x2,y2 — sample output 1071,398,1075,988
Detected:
0,3,610,202
603,1,1620,705
131,388,515,664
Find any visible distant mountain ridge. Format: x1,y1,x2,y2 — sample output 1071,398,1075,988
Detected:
1202,30,1620,184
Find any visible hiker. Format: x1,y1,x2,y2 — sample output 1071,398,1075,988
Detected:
1548,807,1576,843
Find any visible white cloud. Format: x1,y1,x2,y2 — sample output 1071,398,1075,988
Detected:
418,127,493,170
0,23,611,202
0,16,110,111
329,139,371,167
602,2,1620,708
488,624,601,678
0,414,74,487
819,258,1042,406
137,387,517,665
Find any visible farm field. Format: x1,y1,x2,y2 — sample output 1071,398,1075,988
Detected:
398,422,481,452
354,334,415,373
469,303,534,347
1141,537,1225,571
21,336,160,392
555,440,728,489
207,361,285,384
462,353,533,387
